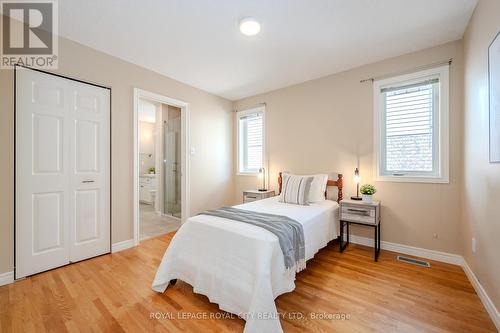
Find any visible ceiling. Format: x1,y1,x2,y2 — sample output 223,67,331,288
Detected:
58,0,477,100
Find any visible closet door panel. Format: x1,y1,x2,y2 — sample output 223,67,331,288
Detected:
15,69,71,279
32,114,63,173
75,119,99,172
32,192,64,253
74,189,100,243
69,83,110,262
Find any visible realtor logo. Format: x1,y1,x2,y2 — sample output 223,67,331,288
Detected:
1,0,58,69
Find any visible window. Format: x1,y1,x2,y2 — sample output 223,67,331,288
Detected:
374,66,449,183
237,107,265,174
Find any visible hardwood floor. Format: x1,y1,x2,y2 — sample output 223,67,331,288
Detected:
0,233,495,333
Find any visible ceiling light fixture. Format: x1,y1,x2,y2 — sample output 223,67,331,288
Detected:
239,17,261,36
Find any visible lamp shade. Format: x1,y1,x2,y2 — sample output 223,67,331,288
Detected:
351,167,362,200
354,167,360,183
258,167,267,191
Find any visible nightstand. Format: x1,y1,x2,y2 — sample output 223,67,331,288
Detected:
243,190,275,203
339,199,381,261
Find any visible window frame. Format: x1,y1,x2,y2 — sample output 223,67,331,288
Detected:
236,106,265,175
373,65,449,183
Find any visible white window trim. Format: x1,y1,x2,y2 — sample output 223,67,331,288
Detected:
236,106,266,175
373,65,449,183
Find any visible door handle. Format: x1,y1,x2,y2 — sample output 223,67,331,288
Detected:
82,180,95,184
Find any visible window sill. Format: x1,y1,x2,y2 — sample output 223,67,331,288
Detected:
237,172,259,176
375,175,449,184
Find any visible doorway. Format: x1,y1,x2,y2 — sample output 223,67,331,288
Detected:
133,89,190,245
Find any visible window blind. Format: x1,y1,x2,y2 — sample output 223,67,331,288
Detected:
382,78,438,173
238,111,263,172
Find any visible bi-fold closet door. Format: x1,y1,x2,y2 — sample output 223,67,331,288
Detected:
15,67,110,279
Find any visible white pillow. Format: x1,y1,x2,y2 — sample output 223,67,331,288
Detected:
279,173,314,205
281,173,328,203
306,174,328,202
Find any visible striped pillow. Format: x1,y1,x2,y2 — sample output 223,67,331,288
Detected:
279,174,314,205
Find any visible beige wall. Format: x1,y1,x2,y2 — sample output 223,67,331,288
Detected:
234,40,464,254
0,17,234,275
138,121,156,174
462,0,500,310
139,121,155,155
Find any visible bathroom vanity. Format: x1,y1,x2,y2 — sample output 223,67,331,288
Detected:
139,174,157,205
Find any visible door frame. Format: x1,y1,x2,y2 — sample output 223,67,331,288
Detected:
133,88,190,246
14,65,112,280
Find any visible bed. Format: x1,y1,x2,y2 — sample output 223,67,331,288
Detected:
152,173,343,333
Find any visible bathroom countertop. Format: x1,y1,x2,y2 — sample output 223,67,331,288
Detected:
140,174,156,178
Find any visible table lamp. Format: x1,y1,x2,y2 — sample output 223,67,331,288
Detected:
351,167,362,200
258,167,267,191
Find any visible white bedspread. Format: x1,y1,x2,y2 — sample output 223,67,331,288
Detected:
152,197,339,333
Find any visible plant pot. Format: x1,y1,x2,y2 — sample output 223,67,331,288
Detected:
362,194,373,204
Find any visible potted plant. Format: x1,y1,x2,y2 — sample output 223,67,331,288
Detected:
360,184,376,204
148,167,155,174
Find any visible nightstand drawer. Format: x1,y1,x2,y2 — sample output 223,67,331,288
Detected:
243,190,275,203
340,204,377,224
243,194,260,202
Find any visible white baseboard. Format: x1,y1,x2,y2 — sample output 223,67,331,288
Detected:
0,271,14,287
344,233,464,265
0,240,136,286
344,233,499,329
462,261,500,331
111,239,135,253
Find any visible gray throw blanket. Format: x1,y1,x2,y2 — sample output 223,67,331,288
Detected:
201,207,306,274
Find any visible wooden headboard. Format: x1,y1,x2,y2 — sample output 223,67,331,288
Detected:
278,172,343,202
